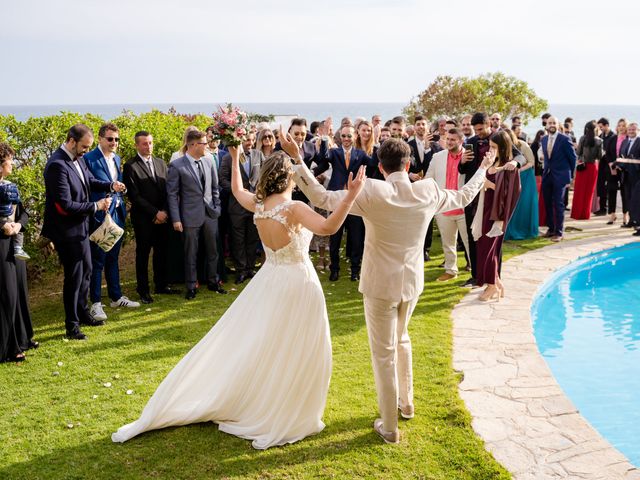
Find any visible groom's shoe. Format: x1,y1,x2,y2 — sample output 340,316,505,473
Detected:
373,419,400,444
185,288,197,300
329,271,339,282
399,404,415,420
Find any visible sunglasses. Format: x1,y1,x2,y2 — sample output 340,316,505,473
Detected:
105,137,120,142
263,135,274,140
341,134,353,138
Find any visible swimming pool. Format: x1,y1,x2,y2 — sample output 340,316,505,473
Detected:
532,242,640,466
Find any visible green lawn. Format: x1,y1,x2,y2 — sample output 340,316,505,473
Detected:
0,235,549,479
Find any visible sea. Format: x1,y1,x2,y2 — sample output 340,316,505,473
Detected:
1,102,639,137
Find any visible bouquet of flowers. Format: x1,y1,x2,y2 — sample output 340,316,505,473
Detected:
211,103,249,147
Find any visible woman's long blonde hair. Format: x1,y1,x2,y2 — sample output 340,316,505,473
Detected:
355,120,375,155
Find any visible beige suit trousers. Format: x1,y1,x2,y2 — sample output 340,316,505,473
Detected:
363,295,418,432
435,213,469,275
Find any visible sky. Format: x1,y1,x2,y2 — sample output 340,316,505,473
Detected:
1,0,638,106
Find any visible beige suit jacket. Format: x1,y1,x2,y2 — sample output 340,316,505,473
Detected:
293,162,487,302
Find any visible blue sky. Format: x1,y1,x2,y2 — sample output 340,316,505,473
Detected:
1,0,637,105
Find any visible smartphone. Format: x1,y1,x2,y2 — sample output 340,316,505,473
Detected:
431,134,440,142
463,144,474,152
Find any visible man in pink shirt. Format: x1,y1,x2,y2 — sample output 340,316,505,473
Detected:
425,128,471,281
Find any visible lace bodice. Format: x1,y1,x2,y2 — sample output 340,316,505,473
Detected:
254,201,312,266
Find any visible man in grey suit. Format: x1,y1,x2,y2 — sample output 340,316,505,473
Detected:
219,132,263,284
167,130,226,299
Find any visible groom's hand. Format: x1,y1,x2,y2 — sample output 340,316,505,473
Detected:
173,221,183,232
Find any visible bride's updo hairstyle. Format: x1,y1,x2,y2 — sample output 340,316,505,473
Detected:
255,151,293,202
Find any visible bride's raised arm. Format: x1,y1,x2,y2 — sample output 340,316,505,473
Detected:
228,145,257,212
289,166,366,236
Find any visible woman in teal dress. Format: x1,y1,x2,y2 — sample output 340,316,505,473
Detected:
505,129,539,240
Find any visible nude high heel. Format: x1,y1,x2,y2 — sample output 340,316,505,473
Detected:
479,285,500,302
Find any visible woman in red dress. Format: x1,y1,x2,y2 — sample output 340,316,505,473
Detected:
571,121,603,220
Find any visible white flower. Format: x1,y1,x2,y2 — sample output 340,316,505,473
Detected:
92,395,98,399
103,382,112,388
66,423,74,429
126,390,133,395
57,361,64,367
52,371,60,376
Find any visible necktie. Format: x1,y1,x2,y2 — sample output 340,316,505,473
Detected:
547,136,554,157
212,152,218,170
244,155,251,177
626,139,633,157
345,150,351,169
195,160,205,191
146,160,155,179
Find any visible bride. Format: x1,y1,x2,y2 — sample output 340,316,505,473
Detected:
112,139,366,449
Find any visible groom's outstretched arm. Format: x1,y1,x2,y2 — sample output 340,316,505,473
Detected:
292,159,367,216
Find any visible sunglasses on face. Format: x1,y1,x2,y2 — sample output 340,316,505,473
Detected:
105,137,120,142
263,135,274,140
341,134,353,138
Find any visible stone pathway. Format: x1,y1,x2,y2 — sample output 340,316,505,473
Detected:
452,217,640,480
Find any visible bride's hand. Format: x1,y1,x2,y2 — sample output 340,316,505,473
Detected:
345,166,366,201
278,125,301,163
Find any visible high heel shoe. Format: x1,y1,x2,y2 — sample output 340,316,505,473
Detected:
607,214,617,225
479,286,500,302
498,285,505,298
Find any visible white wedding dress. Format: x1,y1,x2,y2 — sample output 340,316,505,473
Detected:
112,200,332,449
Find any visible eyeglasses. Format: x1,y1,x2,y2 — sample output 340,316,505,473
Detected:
341,134,353,138
105,137,120,142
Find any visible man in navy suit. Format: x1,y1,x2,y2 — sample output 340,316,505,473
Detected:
275,118,319,202
615,122,640,235
42,124,126,340
84,123,139,322
315,125,372,281
540,116,577,242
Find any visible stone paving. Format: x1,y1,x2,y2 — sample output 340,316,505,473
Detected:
452,217,640,480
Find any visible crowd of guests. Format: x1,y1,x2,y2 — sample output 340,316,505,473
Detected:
1,106,639,361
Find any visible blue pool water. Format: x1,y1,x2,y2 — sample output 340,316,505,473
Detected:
532,242,640,466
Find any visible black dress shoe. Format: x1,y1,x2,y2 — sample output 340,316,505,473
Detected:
235,274,247,284
139,293,154,304
27,339,39,349
155,287,181,295
633,229,640,236
185,288,197,300
350,272,360,281
329,271,339,282
622,223,633,228
66,330,87,340
80,318,105,327
207,281,228,294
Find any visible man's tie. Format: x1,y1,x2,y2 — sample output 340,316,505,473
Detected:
626,139,633,157
212,152,219,170
345,150,351,169
195,160,206,191
145,159,155,180
547,136,554,158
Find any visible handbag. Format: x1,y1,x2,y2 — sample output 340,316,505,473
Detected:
576,162,587,172
89,212,124,252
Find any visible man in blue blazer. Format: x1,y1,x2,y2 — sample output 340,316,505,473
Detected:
615,122,640,234
84,123,139,322
315,125,373,281
42,124,126,339
540,116,577,242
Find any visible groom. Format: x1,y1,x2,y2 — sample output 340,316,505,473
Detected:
281,133,491,443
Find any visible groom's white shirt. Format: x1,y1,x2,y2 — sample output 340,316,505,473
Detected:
292,162,487,301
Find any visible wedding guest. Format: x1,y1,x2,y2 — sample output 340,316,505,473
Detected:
459,113,523,287
170,126,199,162
473,131,521,301
0,143,37,362
596,117,615,216
571,121,603,220
333,117,353,147
504,129,539,240
205,125,229,282
540,116,577,242
315,125,369,281
85,123,140,322
219,133,263,284
256,128,276,157
276,118,318,203
205,126,224,171
604,119,627,224
379,127,391,143
389,116,406,139
42,124,126,340
123,131,176,304
541,113,551,128
167,130,226,299
617,122,640,232
490,113,502,133
460,114,473,142
0,149,29,261
425,128,470,281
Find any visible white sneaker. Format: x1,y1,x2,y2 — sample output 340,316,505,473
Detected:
14,247,30,261
110,296,140,308
90,302,108,321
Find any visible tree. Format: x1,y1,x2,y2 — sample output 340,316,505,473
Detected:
403,72,548,125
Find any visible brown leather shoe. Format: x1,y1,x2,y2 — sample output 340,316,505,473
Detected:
373,418,400,444
436,273,457,282
399,404,415,419
550,235,563,242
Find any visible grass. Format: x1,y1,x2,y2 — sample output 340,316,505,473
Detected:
0,234,550,479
